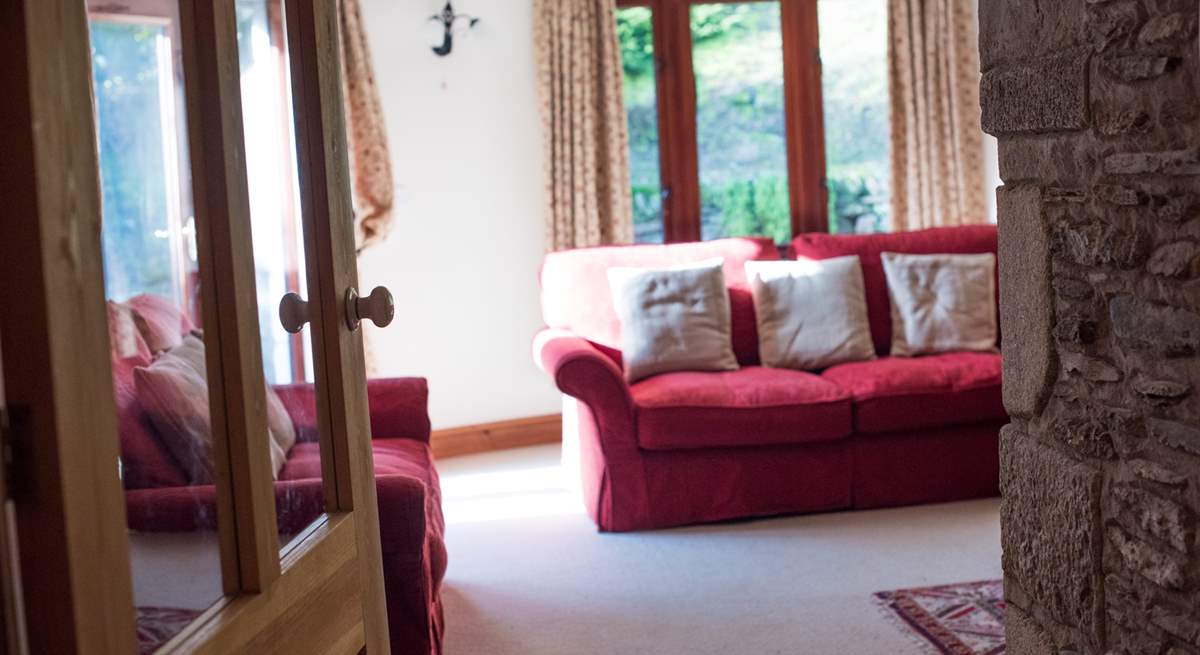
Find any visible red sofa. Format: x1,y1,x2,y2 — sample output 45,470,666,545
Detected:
111,296,446,655
534,226,1004,532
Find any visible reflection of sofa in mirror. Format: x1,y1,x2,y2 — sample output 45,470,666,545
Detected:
110,294,447,655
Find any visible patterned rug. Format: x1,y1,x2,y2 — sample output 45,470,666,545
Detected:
874,579,1006,655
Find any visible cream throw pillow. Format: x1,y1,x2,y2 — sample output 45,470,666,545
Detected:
607,258,739,383
135,333,295,483
746,257,875,370
881,252,998,356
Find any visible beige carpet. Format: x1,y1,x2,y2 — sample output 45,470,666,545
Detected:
438,444,1002,655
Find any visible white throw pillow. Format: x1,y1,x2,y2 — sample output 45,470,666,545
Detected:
745,257,875,370
881,252,998,356
607,258,739,383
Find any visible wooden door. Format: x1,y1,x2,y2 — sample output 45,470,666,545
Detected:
0,0,391,653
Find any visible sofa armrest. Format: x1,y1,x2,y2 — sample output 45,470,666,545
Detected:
367,378,432,443
274,377,431,444
533,329,636,449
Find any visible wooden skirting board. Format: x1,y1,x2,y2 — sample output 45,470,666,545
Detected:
431,414,563,459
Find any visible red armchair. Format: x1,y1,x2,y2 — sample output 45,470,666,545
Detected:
111,297,446,655
535,228,1006,532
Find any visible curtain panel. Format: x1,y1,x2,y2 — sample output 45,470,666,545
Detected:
340,0,394,252
534,0,634,251
888,0,987,231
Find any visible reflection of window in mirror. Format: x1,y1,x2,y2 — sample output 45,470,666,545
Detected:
88,0,311,385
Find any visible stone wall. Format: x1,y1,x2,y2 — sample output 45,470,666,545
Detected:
979,1,1200,653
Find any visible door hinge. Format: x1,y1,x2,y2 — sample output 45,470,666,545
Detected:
0,407,28,501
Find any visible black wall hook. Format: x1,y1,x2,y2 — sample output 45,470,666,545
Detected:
430,2,479,57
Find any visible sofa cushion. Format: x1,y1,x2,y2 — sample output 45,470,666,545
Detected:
608,258,739,382
128,293,196,354
821,351,1005,434
114,355,190,489
632,367,853,450
792,225,998,354
745,257,875,370
882,252,998,356
541,238,779,366
108,300,152,362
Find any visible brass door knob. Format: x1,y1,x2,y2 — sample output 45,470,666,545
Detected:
344,286,395,330
279,292,311,334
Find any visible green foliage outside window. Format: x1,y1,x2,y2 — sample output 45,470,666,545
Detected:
617,1,891,241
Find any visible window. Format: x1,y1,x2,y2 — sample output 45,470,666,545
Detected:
818,0,890,233
89,0,310,384
616,0,891,243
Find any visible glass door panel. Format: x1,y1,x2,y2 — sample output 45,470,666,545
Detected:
616,6,665,244
88,3,223,650
690,2,790,243
233,0,326,552
818,0,890,233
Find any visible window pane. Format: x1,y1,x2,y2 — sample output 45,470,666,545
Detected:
90,9,222,651
234,0,325,552
616,7,664,244
93,20,194,306
819,0,890,233
692,2,790,243
236,0,309,387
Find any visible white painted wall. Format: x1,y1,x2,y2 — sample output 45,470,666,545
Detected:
356,0,1004,430
983,133,1000,221
357,0,560,430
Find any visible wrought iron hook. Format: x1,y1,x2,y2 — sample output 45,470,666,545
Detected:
429,1,479,57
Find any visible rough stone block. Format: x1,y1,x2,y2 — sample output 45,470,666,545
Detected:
1001,427,1102,637
998,134,1095,185
1152,193,1196,223
1055,222,1149,269
1148,604,1200,646
1112,484,1191,553
1054,316,1099,348
999,186,1056,418
1108,525,1187,589
1100,55,1180,82
1048,407,1120,459
1110,296,1200,355
1096,107,1154,136
1139,12,1197,46
980,0,1087,70
1132,375,1192,404
1095,184,1145,206
982,52,1091,136
1060,352,1123,382
1128,458,1189,487
1105,149,1200,176
1053,277,1094,301
1147,241,1200,278
1088,0,1142,52
1005,604,1058,655
1148,417,1200,456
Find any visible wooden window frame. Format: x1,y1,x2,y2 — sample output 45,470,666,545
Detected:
616,0,829,243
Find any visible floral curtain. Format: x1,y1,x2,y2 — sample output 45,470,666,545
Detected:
533,0,634,251
339,0,394,252
888,0,987,231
